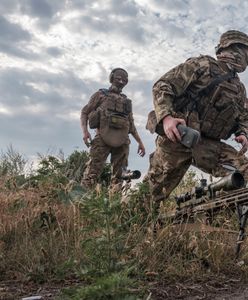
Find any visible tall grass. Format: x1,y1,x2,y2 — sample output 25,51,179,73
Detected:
0,147,248,299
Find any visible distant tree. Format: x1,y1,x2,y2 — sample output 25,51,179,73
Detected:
0,144,27,176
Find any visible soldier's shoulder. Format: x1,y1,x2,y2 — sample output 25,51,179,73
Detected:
98,88,110,96
120,92,130,99
121,94,132,107
185,55,217,67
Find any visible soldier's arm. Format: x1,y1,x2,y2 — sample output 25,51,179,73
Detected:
80,91,102,146
235,86,248,154
153,59,201,123
153,59,201,142
129,114,146,157
236,85,248,137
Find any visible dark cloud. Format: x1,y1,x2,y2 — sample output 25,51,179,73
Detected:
0,42,39,59
0,16,31,42
66,0,91,10
0,68,89,110
110,0,139,17
0,0,19,15
46,47,63,57
0,67,88,157
24,0,53,18
20,0,65,19
78,14,147,43
162,0,189,11
0,16,38,59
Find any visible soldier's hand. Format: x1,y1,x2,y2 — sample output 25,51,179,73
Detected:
235,135,248,154
137,142,146,157
83,131,92,147
163,115,186,143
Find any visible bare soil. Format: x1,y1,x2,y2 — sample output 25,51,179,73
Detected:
1,278,248,300
0,279,81,300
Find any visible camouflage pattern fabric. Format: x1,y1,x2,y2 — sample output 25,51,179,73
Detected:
81,87,138,190
81,134,129,191
146,54,248,202
153,55,248,139
146,135,248,203
81,89,137,139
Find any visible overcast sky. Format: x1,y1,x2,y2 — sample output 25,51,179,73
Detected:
1,0,248,177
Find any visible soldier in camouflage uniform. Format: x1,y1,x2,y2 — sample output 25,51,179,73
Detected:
146,30,248,204
81,68,145,192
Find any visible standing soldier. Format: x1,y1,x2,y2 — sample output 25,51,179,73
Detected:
81,68,145,192
146,30,248,206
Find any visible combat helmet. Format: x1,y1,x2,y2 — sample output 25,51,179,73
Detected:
216,30,248,54
109,68,128,83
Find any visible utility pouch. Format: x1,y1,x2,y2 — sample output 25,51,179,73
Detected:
88,109,100,129
177,124,200,148
109,113,128,129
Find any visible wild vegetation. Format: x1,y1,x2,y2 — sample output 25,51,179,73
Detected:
0,146,248,299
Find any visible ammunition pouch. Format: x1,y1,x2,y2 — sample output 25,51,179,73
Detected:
109,113,128,129
95,91,132,147
200,81,240,139
88,109,100,129
100,111,130,147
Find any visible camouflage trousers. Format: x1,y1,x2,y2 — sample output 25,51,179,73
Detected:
146,135,248,202
81,134,129,192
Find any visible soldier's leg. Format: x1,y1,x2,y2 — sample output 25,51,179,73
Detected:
109,143,129,193
145,136,192,203
193,137,248,180
81,134,110,188
216,142,248,180
192,137,223,175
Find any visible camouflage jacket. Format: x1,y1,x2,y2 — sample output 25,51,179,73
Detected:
153,55,248,140
81,88,137,136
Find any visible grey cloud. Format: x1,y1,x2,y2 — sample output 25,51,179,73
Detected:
67,0,92,10
46,47,63,57
20,0,65,19
0,67,95,115
165,23,186,39
155,17,186,40
110,0,139,17
119,20,147,43
79,14,147,43
0,42,39,60
0,67,88,156
18,0,66,30
127,79,153,114
0,16,36,59
188,0,216,20
159,0,189,11
0,16,31,43
0,0,19,14
67,0,148,44
23,0,53,18
81,15,112,33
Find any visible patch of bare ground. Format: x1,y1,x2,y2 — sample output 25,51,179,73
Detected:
1,278,248,300
148,278,248,300
0,279,82,300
